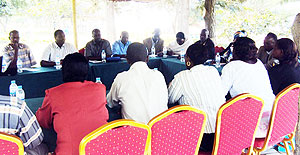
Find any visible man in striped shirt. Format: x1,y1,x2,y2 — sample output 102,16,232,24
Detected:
0,95,47,154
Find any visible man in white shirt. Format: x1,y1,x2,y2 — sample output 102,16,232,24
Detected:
107,42,168,124
167,32,191,55
40,30,77,67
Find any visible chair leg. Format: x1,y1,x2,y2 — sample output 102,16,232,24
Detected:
283,141,290,155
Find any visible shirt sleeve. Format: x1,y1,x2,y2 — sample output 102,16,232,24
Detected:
41,45,52,61
107,75,121,108
221,64,234,96
112,41,119,55
268,68,279,95
105,41,112,55
168,75,183,104
36,89,53,129
19,102,44,150
26,47,37,66
85,43,92,57
1,47,12,72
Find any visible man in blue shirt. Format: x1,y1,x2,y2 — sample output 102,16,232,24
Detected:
112,31,131,57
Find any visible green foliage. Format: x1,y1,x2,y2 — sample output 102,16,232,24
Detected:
0,0,27,16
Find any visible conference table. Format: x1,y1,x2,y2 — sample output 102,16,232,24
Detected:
0,57,223,151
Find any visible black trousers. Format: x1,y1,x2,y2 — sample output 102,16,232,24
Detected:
199,133,215,152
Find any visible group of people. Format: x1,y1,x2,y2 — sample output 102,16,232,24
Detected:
1,28,300,154
1,28,197,75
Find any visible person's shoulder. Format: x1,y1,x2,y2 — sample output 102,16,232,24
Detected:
102,39,110,44
85,81,106,91
257,46,265,53
19,43,29,49
85,40,94,46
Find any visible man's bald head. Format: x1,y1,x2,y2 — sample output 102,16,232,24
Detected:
200,29,209,42
120,31,129,45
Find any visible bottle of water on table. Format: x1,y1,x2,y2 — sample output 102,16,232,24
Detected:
96,77,102,84
180,51,185,62
16,85,25,101
215,52,221,68
101,50,106,63
17,57,23,73
9,80,18,97
55,54,61,70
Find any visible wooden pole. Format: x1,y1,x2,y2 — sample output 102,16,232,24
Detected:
72,0,78,49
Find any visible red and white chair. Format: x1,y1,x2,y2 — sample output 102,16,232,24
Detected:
0,132,24,155
254,83,300,155
79,119,151,155
148,105,207,155
199,93,264,155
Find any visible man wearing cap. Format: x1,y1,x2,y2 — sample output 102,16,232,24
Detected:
143,28,164,55
167,32,191,55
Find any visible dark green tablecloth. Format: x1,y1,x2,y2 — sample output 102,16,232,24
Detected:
1,57,222,98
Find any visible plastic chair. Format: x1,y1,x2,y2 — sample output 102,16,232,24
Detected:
79,48,85,55
0,132,24,155
253,83,300,155
148,105,207,155
199,93,264,155
79,119,151,155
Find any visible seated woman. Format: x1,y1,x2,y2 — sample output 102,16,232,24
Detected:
36,53,108,155
168,43,225,151
221,37,275,138
268,38,300,95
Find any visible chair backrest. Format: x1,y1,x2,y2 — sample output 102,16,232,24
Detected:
0,132,24,155
79,119,151,155
212,94,264,155
148,105,207,155
263,83,300,148
79,48,85,55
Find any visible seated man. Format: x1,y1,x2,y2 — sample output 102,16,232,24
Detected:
0,95,47,154
85,29,112,60
143,28,164,56
195,29,215,59
1,30,36,72
41,30,78,67
257,32,278,69
112,31,131,58
167,32,191,55
107,42,168,124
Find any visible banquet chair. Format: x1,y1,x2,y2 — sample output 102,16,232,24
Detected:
199,93,264,155
253,83,300,155
148,105,207,155
79,48,85,55
0,132,24,155
79,119,151,155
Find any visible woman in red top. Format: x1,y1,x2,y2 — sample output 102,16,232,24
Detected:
36,53,108,155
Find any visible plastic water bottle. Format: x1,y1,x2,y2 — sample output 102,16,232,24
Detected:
101,50,106,62
55,54,61,70
96,77,102,84
1,57,7,73
163,47,167,58
9,80,18,97
16,85,25,100
17,58,23,73
215,52,221,68
180,52,185,62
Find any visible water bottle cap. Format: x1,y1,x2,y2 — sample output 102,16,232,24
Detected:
11,80,16,84
96,77,101,81
18,85,22,89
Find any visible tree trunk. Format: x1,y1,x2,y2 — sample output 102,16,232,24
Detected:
175,0,190,36
292,13,300,56
204,0,216,40
293,14,300,154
